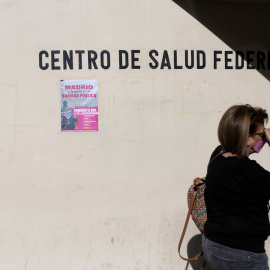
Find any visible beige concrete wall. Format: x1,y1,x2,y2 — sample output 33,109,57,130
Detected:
1,0,270,269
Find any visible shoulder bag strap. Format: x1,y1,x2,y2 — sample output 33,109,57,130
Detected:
178,150,227,264
178,189,202,261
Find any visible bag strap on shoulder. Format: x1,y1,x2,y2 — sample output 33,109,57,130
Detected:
177,149,227,269
178,187,202,261
207,149,227,170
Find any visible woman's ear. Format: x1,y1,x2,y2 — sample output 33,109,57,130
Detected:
247,136,253,146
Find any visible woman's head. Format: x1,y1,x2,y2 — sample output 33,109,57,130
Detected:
218,104,268,157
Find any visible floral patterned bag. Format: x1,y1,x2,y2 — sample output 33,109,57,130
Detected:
178,150,226,268
187,177,207,233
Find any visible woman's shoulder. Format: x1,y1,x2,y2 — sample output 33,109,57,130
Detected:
233,155,270,179
209,146,268,172
210,145,223,160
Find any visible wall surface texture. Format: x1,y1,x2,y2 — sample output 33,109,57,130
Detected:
1,0,270,269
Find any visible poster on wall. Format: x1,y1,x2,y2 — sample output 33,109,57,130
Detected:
60,79,98,132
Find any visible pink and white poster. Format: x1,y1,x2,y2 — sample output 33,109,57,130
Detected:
61,80,98,132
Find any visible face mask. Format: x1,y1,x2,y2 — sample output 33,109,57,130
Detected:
249,135,267,153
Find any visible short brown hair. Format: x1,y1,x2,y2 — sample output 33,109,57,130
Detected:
218,104,268,157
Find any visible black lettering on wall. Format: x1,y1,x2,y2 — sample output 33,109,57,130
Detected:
257,51,266,70
119,50,129,69
51,50,60,70
174,50,182,69
197,50,206,69
39,49,270,71
225,51,233,69
149,50,159,69
185,50,194,69
214,51,222,69
75,50,85,69
63,50,73,70
131,50,140,69
235,51,244,69
246,51,255,69
161,50,171,69
101,50,110,69
39,50,49,70
88,50,98,69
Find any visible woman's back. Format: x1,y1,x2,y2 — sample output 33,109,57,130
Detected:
204,146,270,253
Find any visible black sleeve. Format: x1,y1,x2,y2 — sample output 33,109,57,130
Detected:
237,158,270,199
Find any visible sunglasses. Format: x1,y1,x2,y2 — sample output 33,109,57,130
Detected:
251,132,266,138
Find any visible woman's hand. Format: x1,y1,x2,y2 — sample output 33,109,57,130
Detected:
264,128,270,146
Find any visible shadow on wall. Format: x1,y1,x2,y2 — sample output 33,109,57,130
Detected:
171,0,270,81
185,234,212,270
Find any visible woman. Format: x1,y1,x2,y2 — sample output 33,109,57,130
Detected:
202,104,270,270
